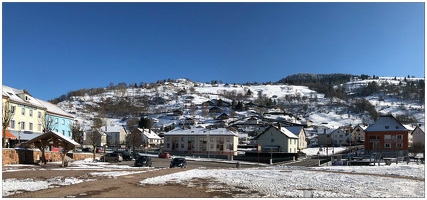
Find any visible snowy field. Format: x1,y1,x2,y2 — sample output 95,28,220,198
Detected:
2,156,425,198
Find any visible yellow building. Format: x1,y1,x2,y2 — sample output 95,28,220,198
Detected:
2,85,47,147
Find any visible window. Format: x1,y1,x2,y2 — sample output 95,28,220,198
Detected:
384,143,391,148
10,120,15,129
397,135,403,140
38,124,42,132
210,137,214,142
384,135,391,140
166,137,170,141
29,123,33,131
181,144,184,148
55,118,58,124
29,110,33,117
68,131,71,137
166,143,170,148
49,117,52,122
11,106,15,114
20,122,25,130
210,143,214,149
22,108,25,116
181,137,184,142
62,119,65,125
38,111,41,119
396,143,403,148
226,137,230,142
62,130,65,135
385,126,389,129
271,139,274,143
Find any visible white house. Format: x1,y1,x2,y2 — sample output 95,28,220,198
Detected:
330,127,349,146
411,125,425,145
351,124,368,144
286,126,307,150
163,126,238,156
100,125,127,150
253,124,299,153
134,128,163,148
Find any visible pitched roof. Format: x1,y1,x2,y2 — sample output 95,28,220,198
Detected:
365,115,408,132
35,98,74,119
254,125,298,139
26,131,80,147
2,85,45,109
285,126,304,136
137,128,162,139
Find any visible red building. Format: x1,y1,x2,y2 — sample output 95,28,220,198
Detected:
365,115,409,156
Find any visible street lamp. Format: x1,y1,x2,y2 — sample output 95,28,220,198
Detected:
317,151,320,166
103,145,107,162
207,129,210,160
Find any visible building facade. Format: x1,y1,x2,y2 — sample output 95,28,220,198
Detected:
163,127,238,156
254,125,299,153
364,115,410,156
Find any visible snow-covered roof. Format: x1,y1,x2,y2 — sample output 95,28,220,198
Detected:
279,127,299,139
164,127,238,136
365,115,408,132
36,98,74,119
138,128,162,139
285,126,304,136
100,125,124,133
403,125,416,131
26,131,80,146
2,85,46,109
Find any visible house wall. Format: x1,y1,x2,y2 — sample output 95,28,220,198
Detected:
352,127,365,142
47,113,73,138
163,135,237,155
257,127,298,153
317,134,331,146
331,129,347,145
9,102,46,134
412,128,425,145
298,130,307,150
364,130,409,153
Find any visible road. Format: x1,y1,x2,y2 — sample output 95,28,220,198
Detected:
116,156,258,169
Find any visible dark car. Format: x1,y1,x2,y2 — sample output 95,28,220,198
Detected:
134,156,152,167
114,151,133,161
100,153,123,162
170,158,187,168
82,147,92,152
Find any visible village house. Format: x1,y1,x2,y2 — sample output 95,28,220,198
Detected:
364,115,410,157
163,126,238,156
100,125,127,150
411,125,425,145
253,124,299,153
351,124,368,144
132,128,163,148
285,126,307,150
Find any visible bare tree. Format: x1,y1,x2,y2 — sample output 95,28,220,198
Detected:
37,114,59,165
126,130,143,153
2,100,15,147
86,128,102,162
69,121,84,152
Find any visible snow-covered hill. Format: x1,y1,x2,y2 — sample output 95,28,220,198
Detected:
57,78,425,132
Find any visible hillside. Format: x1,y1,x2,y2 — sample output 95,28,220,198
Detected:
54,75,425,132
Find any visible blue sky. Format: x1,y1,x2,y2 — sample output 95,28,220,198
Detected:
2,2,425,101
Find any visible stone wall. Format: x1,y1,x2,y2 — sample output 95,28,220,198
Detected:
2,149,98,165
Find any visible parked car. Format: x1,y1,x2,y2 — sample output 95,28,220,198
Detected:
158,152,171,158
100,153,123,162
82,147,92,152
170,158,187,168
134,156,152,167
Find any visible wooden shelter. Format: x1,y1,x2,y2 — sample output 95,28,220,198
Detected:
25,131,80,167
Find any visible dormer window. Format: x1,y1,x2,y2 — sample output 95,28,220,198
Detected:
25,95,30,101
385,126,389,129
395,126,399,129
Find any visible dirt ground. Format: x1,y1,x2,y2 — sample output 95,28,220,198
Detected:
2,164,240,198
